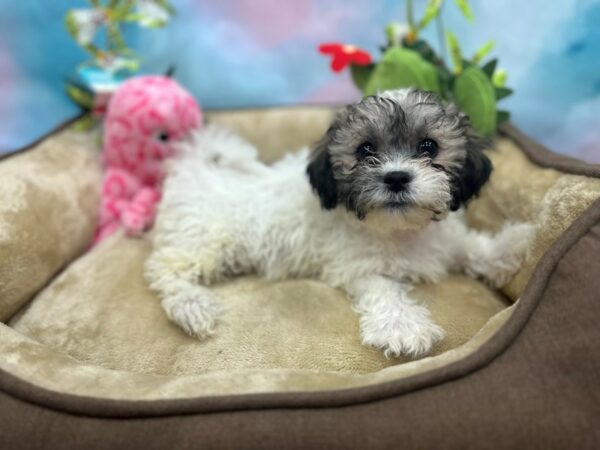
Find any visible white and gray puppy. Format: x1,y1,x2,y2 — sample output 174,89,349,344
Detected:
145,88,533,357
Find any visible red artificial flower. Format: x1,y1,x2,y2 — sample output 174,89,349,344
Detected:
318,43,372,72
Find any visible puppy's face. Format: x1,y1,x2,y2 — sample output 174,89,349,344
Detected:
307,88,492,230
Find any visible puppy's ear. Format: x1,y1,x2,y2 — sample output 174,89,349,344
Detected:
307,134,338,210
450,129,493,211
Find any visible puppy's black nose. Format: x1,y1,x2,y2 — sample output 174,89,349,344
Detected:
384,171,413,192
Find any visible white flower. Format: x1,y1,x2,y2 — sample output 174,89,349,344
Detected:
385,22,411,46
136,0,171,27
66,9,105,46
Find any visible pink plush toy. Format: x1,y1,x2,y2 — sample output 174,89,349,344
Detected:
93,76,202,245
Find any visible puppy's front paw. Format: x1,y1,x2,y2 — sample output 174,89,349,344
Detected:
360,304,445,358
480,222,536,288
161,289,221,339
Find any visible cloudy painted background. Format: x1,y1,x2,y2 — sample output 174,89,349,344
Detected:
0,0,598,162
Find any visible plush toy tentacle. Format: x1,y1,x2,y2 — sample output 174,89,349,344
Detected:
121,187,162,237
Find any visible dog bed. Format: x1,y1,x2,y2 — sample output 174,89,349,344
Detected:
0,106,599,449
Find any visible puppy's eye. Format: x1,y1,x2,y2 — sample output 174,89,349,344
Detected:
418,138,438,158
356,142,376,159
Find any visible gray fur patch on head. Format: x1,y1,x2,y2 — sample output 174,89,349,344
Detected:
307,88,492,224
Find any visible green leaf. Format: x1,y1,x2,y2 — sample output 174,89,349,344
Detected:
116,58,140,73
472,40,494,64
403,39,444,67
350,64,375,93
453,66,497,136
364,47,441,96
64,11,78,40
454,0,474,22
446,31,463,73
65,82,94,109
418,0,444,30
437,67,454,99
70,113,98,131
481,58,497,78
461,58,474,70
495,86,513,100
113,1,135,20
497,110,510,124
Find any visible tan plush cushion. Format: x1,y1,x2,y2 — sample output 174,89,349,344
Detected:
2,107,599,400
466,139,600,299
10,233,507,375
0,130,101,321
206,107,336,163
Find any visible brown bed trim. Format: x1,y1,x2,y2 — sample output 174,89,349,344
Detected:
500,123,600,176
0,121,598,419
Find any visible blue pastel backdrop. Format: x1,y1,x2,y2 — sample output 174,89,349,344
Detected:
0,0,599,162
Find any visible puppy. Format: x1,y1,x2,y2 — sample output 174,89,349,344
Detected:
145,88,533,357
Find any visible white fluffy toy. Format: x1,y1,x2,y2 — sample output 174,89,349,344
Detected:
145,88,534,358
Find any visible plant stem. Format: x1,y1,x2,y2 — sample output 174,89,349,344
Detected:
406,0,415,31
436,6,448,65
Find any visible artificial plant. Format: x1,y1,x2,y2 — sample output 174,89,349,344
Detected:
64,0,175,128
319,0,512,136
